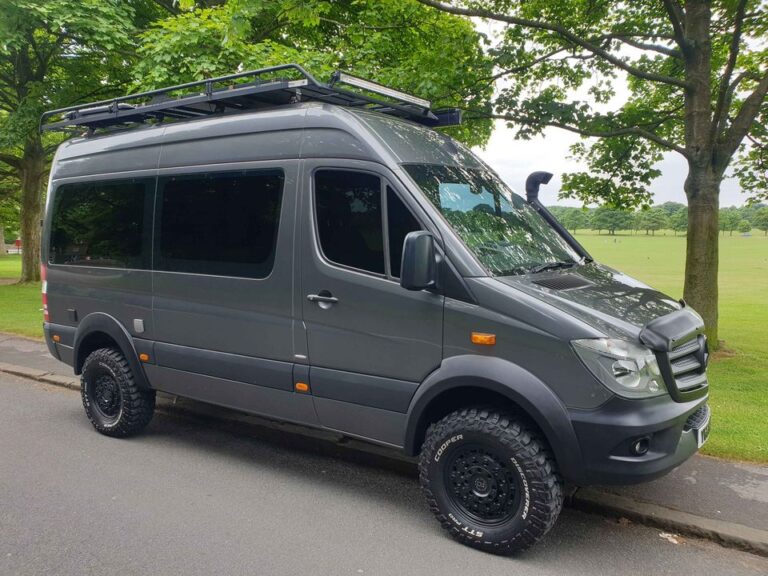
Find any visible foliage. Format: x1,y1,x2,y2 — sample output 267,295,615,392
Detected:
590,206,633,235
737,219,752,233
134,0,494,147
720,207,741,235
417,0,768,206
754,207,768,235
636,207,670,235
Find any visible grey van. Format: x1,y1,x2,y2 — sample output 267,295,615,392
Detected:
40,65,710,554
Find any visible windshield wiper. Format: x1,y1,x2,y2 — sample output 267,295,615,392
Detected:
530,260,578,274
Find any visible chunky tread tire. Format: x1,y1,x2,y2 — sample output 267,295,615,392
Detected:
81,347,155,438
419,407,562,555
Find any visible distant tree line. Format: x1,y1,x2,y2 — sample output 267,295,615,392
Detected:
547,202,768,237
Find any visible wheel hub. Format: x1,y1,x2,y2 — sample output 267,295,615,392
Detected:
93,374,121,417
445,446,520,524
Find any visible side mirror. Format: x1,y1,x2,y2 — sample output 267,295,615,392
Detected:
400,231,437,291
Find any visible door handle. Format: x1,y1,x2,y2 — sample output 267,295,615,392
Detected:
307,293,339,305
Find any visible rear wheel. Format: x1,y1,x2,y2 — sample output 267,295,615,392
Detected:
81,348,155,437
419,407,562,554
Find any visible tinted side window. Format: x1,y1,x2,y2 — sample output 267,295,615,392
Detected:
157,170,283,278
49,179,151,268
387,186,422,278
315,170,384,275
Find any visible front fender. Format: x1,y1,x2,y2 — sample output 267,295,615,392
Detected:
73,312,150,389
404,355,586,484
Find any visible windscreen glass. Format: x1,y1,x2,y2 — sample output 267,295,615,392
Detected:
403,164,579,275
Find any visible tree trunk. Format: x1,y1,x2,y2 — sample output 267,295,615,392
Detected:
683,169,720,346
0,225,6,255
19,136,46,283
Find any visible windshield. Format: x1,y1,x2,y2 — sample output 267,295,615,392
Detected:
403,164,580,276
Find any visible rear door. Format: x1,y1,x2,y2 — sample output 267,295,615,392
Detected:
300,160,444,446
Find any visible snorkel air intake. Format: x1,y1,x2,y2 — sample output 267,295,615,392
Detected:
524,171,591,262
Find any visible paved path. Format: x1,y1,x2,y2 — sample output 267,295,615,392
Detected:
2,373,767,576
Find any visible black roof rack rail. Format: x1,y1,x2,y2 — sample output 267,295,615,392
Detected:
40,63,462,134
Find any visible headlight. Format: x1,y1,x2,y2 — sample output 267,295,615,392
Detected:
572,338,666,398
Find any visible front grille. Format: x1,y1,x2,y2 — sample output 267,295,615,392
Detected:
659,334,709,398
684,403,710,431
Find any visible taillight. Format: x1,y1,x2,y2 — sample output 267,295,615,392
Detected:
41,264,49,322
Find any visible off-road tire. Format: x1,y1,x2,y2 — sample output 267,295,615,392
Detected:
81,347,155,437
419,407,563,555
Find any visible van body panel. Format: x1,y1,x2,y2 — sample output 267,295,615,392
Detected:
153,341,294,392
150,161,299,363
143,364,319,426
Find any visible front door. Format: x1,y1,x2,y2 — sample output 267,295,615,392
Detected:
300,160,444,446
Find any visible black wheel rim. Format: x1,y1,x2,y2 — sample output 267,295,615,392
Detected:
443,444,522,525
89,372,122,420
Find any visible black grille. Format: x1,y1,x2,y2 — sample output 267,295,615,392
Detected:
684,404,710,431
659,334,709,398
532,274,593,291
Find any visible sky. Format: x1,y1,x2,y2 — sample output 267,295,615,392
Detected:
471,121,746,208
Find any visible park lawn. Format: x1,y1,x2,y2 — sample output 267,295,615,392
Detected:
0,232,766,463
0,255,43,339
575,230,768,463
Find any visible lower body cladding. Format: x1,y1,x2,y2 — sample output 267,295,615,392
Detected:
142,346,414,449
568,393,710,485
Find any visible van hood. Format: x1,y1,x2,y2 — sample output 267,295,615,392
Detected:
495,262,681,340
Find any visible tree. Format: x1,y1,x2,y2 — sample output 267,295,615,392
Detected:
658,201,687,216
561,208,589,232
719,207,740,235
591,207,633,235
737,219,751,233
670,208,688,235
753,207,768,235
417,0,768,345
637,207,670,235
0,1,164,281
134,0,493,147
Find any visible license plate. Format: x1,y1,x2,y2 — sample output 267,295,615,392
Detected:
695,415,711,448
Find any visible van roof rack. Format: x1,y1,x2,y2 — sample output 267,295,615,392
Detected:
40,63,462,134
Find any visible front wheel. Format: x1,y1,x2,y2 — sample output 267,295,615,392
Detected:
81,347,155,437
419,408,563,555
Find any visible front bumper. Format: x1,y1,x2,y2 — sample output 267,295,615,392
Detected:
568,394,709,485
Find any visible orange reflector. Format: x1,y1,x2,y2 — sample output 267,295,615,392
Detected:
52,334,61,343
295,382,309,393
139,353,150,362
471,332,496,346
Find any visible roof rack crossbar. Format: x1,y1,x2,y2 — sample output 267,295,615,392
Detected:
40,63,462,133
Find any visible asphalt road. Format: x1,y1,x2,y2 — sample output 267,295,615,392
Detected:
2,374,766,576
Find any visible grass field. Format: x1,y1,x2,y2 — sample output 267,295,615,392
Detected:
0,232,766,462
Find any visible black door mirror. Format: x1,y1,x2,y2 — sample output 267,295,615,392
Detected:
400,231,437,291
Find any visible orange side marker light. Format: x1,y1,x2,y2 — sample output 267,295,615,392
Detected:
139,353,150,362
471,332,496,346
295,382,310,393
52,334,61,343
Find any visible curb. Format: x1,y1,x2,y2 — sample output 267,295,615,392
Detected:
571,489,768,558
2,361,767,557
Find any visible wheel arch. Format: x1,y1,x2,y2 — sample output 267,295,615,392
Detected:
73,313,150,389
405,355,585,484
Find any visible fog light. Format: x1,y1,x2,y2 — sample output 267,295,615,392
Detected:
631,437,650,456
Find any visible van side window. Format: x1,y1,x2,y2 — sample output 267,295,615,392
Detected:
157,170,283,278
49,179,151,268
386,186,422,278
315,170,385,275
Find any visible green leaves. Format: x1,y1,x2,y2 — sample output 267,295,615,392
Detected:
133,0,494,146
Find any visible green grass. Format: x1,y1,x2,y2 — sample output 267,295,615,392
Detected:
574,230,768,463
0,255,43,339
1,232,766,462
